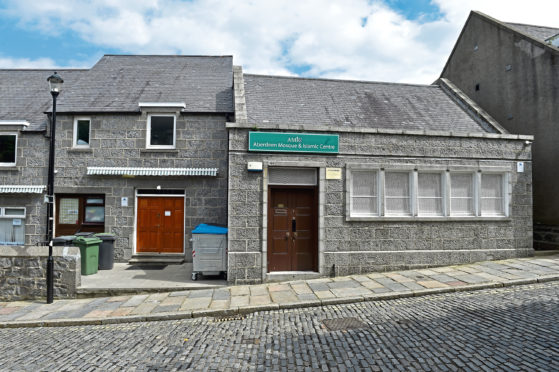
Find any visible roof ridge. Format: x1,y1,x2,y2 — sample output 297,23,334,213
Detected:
505,21,559,31
243,73,438,88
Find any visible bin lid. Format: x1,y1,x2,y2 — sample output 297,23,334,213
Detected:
94,233,116,241
75,232,94,237
192,223,228,234
74,236,102,244
53,235,76,242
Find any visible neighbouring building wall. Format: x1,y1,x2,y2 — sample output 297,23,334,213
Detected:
48,113,228,261
227,127,533,284
441,13,559,248
0,131,49,246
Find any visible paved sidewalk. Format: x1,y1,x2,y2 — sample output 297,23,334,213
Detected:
2,254,559,328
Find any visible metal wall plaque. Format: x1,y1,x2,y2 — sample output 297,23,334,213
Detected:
249,132,339,153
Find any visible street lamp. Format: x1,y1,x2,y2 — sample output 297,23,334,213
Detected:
46,72,63,304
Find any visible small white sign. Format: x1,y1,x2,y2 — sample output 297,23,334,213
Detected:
121,197,128,207
12,219,22,226
326,168,342,180
517,162,524,173
247,161,263,172
165,211,171,216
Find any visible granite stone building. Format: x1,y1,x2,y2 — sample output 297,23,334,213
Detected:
226,68,533,284
0,54,534,287
441,11,559,249
1,55,232,263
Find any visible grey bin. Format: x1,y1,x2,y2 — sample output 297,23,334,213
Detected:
94,233,116,270
191,224,227,281
52,235,77,246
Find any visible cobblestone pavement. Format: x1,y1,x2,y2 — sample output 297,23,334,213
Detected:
1,282,558,371
1,254,559,327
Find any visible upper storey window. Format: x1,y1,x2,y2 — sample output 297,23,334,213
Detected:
147,114,176,149
73,117,91,147
0,134,17,166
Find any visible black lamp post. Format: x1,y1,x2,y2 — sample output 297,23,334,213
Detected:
46,72,63,304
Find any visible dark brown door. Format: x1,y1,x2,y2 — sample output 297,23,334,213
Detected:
268,187,317,272
137,197,184,253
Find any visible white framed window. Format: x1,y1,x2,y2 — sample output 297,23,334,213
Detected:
480,173,506,216
384,171,412,216
147,114,176,149
350,170,379,217
73,117,91,147
0,207,25,245
0,133,17,166
450,173,475,216
417,172,444,216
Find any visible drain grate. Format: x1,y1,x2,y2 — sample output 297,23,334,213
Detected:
321,317,366,331
126,265,167,270
213,315,245,322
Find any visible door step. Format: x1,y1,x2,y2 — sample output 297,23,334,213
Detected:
265,271,322,282
129,255,185,264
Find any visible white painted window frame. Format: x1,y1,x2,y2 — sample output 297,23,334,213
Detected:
0,132,17,167
146,113,176,149
347,165,510,220
0,207,26,245
73,117,91,148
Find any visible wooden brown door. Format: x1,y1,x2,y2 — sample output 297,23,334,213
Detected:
268,188,317,272
137,197,184,253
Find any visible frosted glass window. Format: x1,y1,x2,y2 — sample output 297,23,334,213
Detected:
351,171,378,216
450,173,474,216
385,172,411,215
59,198,79,224
0,207,25,245
418,173,443,216
481,174,505,216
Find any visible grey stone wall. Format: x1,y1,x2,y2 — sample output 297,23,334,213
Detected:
51,113,228,261
0,130,49,246
0,246,80,301
227,127,533,284
441,13,559,238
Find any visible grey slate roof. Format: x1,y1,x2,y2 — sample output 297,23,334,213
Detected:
243,74,493,133
505,22,559,42
55,55,234,113
0,69,86,131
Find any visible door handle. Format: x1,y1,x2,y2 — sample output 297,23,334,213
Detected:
292,232,298,240
285,232,290,239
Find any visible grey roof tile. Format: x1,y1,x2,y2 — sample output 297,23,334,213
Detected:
55,55,233,113
505,22,559,42
243,74,492,133
0,69,86,131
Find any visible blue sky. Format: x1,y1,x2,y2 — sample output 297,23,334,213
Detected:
0,0,557,84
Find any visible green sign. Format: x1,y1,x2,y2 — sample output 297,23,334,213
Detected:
249,132,339,153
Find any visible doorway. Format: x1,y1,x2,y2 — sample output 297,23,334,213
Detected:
136,196,184,254
267,187,318,272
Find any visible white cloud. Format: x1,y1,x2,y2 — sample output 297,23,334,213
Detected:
1,0,558,83
0,57,58,69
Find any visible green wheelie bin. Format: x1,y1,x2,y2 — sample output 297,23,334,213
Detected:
74,236,102,275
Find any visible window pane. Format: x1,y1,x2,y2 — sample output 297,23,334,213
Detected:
76,120,90,145
4,208,25,216
418,173,441,197
385,172,409,197
59,198,79,224
352,171,377,196
451,174,473,197
481,174,504,215
86,198,104,204
419,198,443,215
352,196,378,215
0,135,16,163
85,206,105,223
150,116,174,146
0,218,24,245
451,198,473,215
385,172,410,215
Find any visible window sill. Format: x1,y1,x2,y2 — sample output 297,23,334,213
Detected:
346,216,512,222
141,149,179,154
0,166,18,171
67,148,92,153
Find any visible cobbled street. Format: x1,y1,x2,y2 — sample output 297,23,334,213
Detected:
2,282,559,371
